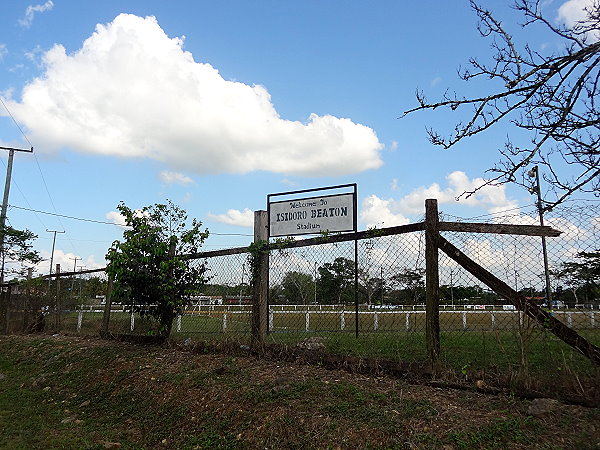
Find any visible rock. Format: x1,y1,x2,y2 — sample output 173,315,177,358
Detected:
527,398,560,417
79,400,90,408
295,337,325,351
475,380,486,390
61,416,76,424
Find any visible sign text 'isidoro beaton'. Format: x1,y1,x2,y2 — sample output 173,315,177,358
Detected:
268,192,356,237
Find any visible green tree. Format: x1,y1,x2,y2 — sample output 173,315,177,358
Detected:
281,271,314,305
80,276,108,303
106,201,209,337
317,257,355,304
390,268,425,305
0,224,42,281
359,271,385,306
555,250,600,306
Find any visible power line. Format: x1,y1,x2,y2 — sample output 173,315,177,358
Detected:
8,204,253,236
31,152,79,255
0,97,33,148
0,154,48,230
1,97,77,255
9,204,121,225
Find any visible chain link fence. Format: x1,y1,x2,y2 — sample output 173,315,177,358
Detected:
2,200,598,390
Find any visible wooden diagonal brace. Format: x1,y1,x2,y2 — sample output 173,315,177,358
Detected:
437,235,600,366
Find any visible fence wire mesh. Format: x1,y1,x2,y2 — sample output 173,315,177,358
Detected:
438,201,600,377
2,200,598,385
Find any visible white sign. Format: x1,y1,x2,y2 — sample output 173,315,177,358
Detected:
269,193,355,237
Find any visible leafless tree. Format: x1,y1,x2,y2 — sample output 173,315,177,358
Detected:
403,0,599,211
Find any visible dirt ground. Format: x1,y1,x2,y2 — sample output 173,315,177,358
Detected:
1,334,599,449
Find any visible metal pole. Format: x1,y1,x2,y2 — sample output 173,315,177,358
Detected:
529,166,553,307
450,269,454,307
314,262,317,305
354,239,359,338
239,262,244,306
381,266,384,306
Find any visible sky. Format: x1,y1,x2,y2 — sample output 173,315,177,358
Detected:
0,0,595,276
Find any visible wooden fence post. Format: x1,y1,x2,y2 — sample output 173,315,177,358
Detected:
55,264,61,329
425,199,441,371
101,276,113,336
251,210,269,349
0,285,9,334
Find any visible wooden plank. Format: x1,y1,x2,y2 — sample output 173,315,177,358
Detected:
185,246,250,259
437,235,600,366
425,199,441,369
439,222,561,237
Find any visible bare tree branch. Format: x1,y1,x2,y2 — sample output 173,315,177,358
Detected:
402,1,600,210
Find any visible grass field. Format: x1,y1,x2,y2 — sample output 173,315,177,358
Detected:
58,307,600,391
96,307,599,335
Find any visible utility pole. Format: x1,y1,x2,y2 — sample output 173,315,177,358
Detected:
528,165,553,308
46,229,65,277
78,266,86,301
0,145,34,283
70,256,81,292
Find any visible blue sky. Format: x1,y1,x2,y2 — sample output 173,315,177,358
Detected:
0,0,593,275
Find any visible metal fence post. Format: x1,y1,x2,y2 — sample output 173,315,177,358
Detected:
425,199,441,371
251,210,269,349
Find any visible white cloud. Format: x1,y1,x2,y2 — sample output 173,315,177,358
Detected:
0,44,7,61
558,0,599,41
390,140,398,151
159,171,194,185
360,171,518,227
24,45,44,66
19,1,54,29
6,14,383,177
36,248,83,275
360,195,410,228
430,76,442,87
395,171,517,215
281,178,299,187
207,208,254,227
105,211,126,226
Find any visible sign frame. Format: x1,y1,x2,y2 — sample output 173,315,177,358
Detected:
267,184,357,238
